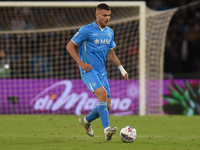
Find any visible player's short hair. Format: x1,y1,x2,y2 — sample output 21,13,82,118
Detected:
96,3,111,11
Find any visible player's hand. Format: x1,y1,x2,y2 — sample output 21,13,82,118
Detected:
122,73,129,81
79,62,93,72
118,65,128,81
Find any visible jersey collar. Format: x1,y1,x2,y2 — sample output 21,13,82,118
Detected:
93,21,107,31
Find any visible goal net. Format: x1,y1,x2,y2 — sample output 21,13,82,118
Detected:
0,2,177,115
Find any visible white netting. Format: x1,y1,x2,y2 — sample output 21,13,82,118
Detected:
0,2,176,115
145,8,177,114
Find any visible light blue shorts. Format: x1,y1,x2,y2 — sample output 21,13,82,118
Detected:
80,70,111,98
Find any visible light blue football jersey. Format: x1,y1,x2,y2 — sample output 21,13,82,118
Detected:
71,21,116,76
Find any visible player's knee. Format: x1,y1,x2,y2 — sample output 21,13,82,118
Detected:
95,89,107,101
99,91,107,101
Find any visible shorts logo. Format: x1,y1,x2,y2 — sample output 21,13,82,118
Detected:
94,39,100,44
92,82,97,87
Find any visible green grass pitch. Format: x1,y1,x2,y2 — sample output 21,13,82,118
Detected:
0,115,200,150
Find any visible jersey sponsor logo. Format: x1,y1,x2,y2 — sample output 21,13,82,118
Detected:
94,39,111,45
93,33,97,36
100,39,111,44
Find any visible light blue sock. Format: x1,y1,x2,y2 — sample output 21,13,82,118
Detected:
98,101,110,129
86,105,99,123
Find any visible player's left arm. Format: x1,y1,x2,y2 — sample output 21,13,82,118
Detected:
108,48,129,81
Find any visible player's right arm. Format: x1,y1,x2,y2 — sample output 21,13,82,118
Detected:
66,41,93,72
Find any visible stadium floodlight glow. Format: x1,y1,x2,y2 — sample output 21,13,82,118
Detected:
0,1,177,115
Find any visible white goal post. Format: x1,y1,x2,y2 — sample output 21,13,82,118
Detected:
0,1,176,116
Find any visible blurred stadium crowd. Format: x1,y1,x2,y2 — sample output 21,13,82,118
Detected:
148,0,200,78
0,0,200,79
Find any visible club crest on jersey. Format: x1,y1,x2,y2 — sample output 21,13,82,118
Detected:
94,39,111,45
94,39,100,44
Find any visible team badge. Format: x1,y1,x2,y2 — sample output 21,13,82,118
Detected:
94,39,99,44
92,82,97,87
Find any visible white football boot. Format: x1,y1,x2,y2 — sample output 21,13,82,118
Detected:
79,118,94,137
105,126,117,142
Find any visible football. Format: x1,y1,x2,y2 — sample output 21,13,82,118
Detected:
120,126,137,143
